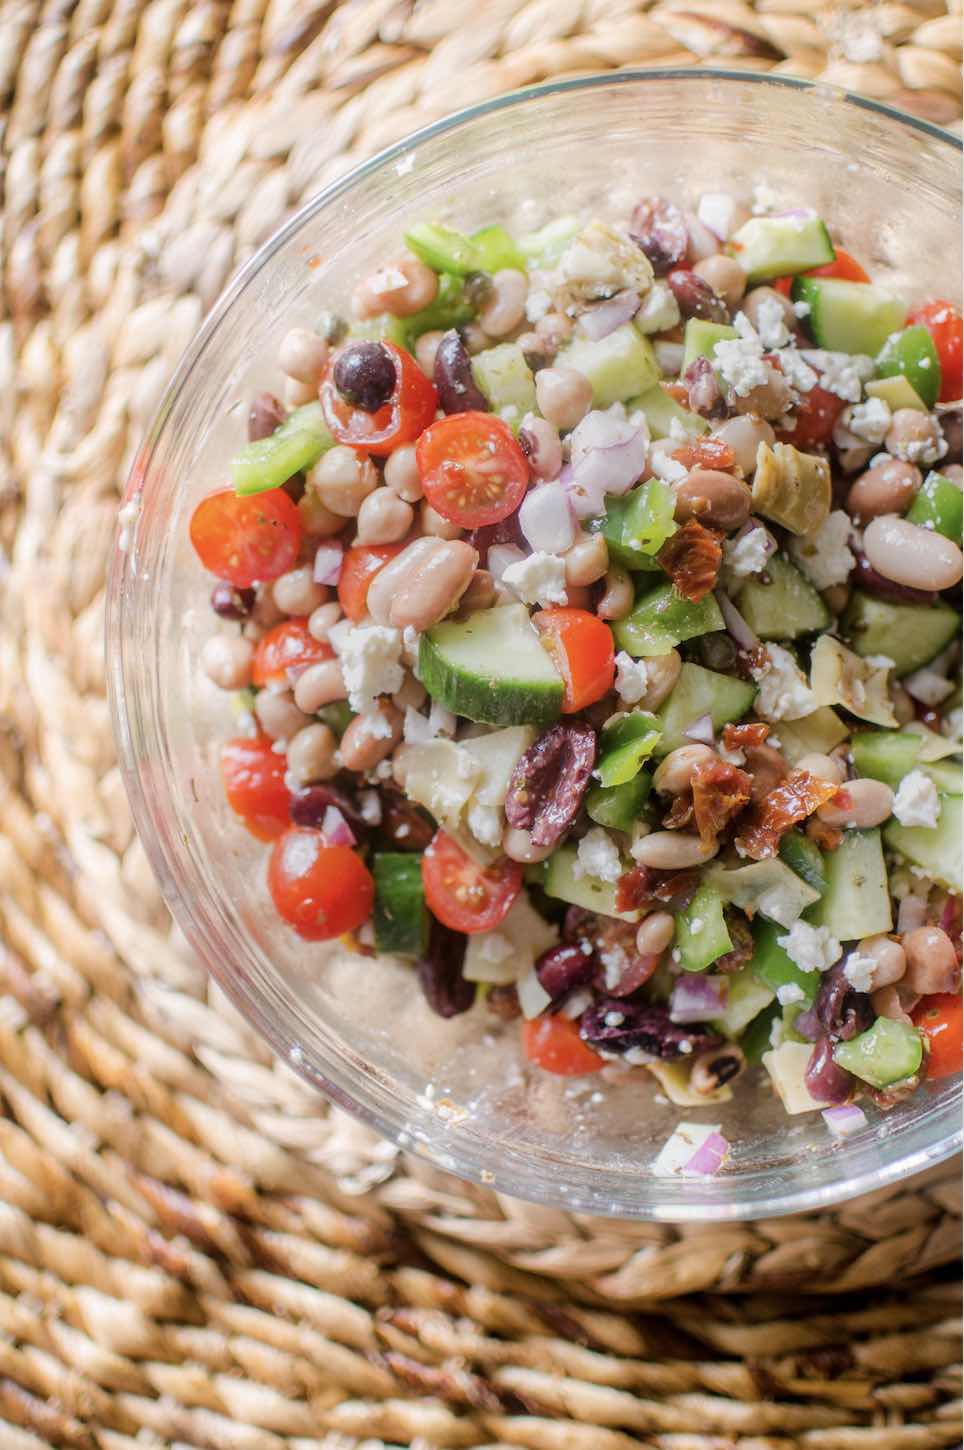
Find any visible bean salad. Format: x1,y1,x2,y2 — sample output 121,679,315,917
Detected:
190,188,963,1174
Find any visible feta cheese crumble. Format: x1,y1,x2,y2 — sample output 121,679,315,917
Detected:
714,336,771,397
789,509,855,590
752,182,781,215
892,769,941,829
751,644,817,722
801,349,875,403
847,396,892,444
776,983,805,1006
635,280,681,334
754,294,791,351
777,919,842,974
723,525,771,580
501,551,568,608
614,651,649,704
775,346,818,394
697,191,741,241
843,950,877,993
573,827,622,882
333,624,404,713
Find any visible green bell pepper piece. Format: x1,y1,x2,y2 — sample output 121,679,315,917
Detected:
470,224,526,274
833,1017,923,1088
750,917,819,1006
613,580,724,658
585,773,652,831
595,711,661,787
905,471,963,544
230,402,334,495
875,324,941,410
675,884,732,973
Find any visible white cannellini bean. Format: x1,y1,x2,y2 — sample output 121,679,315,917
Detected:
862,515,964,592
536,367,593,430
817,777,894,829
795,752,846,785
630,832,718,869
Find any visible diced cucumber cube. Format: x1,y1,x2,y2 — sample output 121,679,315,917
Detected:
770,707,849,765
851,730,923,789
905,471,963,544
543,845,638,921
682,319,737,372
875,325,941,410
595,712,661,788
885,794,961,892
560,324,659,408
586,774,652,832
518,215,581,267
843,592,960,677
654,663,756,756
373,854,428,956
471,343,536,422
419,604,564,728
629,384,708,439
833,1018,923,1089
736,555,830,640
404,221,483,275
864,374,929,413
791,277,907,355
806,829,892,940
731,213,835,283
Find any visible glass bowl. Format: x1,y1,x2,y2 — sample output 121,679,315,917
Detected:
108,70,962,1220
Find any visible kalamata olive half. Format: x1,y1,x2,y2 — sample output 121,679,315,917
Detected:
333,342,397,412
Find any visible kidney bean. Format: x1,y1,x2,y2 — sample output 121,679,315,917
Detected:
580,1000,721,1060
683,356,725,419
504,722,597,849
629,197,688,275
248,391,285,441
417,919,475,1018
815,961,874,1042
289,781,368,836
434,329,490,415
666,269,730,324
211,581,256,619
535,942,597,1000
805,1035,854,1105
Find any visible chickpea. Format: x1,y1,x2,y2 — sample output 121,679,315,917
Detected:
278,327,328,385
255,689,311,742
852,934,906,993
284,376,318,408
693,254,746,311
420,500,462,540
355,488,414,545
308,446,378,518
201,635,253,690
272,564,327,617
352,257,438,320
478,269,528,338
536,366,593,431
384,444,423,502
536,312,573,351
286,723,339,785
903,925,960,995
741,286,796,335
298,489,345,538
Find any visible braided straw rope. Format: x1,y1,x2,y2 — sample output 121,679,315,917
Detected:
0,0,962,1443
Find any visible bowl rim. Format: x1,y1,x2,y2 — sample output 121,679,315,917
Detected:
109,67,963,1221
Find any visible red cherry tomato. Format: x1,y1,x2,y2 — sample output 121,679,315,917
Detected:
253,618,333,687
912,993,963,1080
190,487,302,588
533,607,616,713
777,383,845,450
422,830,522,935
320,342,437,456
221,736,292,842
268,828,374,940
521,1015,604,1076
773,249,871,295
337,541,407,622
908,299,962,403
416,413,529,528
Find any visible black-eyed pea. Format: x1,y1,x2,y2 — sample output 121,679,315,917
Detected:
352,257,438,319
201,635,253,690
272,564,327,617
255,689,311,742
519,415,563,481
308,446,378,518
817,777,894,829
278,327,329,385
292,658,347,714
286,723,339,785
355,487,414,545
339,701,403,771
564,532,608,587
478,269,528,338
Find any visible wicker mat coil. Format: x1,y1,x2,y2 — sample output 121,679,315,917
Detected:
0,0,962,1446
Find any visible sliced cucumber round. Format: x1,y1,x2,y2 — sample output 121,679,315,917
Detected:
419,604,563,728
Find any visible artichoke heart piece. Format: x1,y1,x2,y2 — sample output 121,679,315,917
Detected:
810,635,898,727
751,441,831,535
556,222,654,308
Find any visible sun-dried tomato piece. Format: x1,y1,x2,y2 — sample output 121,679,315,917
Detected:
691,757,753,847
721,722,770,752
671,436,736,471
663,794,694,830
735,769,840,861
615,864,701,915
657,518,722,603
715,913,754,974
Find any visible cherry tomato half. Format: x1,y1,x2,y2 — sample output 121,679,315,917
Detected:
521,1014,604,1076
268,827,374,940
422,830,522,935
908,299,962,403
253,618,333,687
417,412,529,528
912,993,963,1080
777,382,845,450
190,487,302,588
321,342,437,456
773,248,870,295
338,541,407,622
221,736,292,842
533,607,616,713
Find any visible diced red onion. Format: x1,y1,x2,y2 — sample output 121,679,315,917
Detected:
566,411,649,519
730,516,777,562
519,480,576,554
578,290,640,341
682,713,715,746
714,589,760,652
897,895,929,934
940,894,960,935
682,1129,729,1176
321,804,356,847
313,541,344,585
487,542,527,581
669,975,727,1024
822,1104,867,1139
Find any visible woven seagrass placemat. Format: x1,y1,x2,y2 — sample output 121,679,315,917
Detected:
1,2,962,1445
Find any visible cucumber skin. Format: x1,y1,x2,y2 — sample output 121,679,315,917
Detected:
806,829,892,941
614,583,724,659
906,472,963,544
419,607,564,729
851,730,921,789
792,276,907,355
778,830,827,895
586,774,651,831
373,854,427,956
843,592,960,677
731,214,835,283
543,845,638,921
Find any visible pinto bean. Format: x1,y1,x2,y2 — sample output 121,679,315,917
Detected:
366,537,478,631
903,925,960,995
338,700,403,771
847,458,921,523
674,469,751,531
